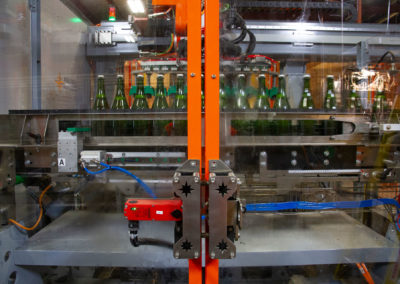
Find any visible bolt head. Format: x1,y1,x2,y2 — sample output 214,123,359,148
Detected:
190,161,196,166
211,74,216,79
210,252,215,259
194,251,199,258
174,252,179,258
387,125,392,130
291,160,297,166
260,151,267,158
190,73,196,77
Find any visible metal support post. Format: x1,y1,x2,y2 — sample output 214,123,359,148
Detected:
29,0,42,110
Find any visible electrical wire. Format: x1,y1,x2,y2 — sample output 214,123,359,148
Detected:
83,162,157,199
246,199,400,212
356,263,375,284
156,33,174,56
8,183,55,231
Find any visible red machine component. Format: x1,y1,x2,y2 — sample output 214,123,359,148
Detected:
124,199,183,221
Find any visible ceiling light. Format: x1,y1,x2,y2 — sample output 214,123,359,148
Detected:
127,0,145,14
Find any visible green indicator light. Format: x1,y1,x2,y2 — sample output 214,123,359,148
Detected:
135,158,139,162
109,16,116,22
149,158,153,162
177,158,181,163
163,158,168,162
131,207,137,211
70,17,82,23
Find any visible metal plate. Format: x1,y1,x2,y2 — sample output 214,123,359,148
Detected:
14,211,399,267
220,211,400,267
14,211,187,268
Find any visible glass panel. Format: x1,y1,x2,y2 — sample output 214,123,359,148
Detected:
0,0,399,282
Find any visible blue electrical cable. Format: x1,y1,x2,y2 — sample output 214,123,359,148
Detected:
246,199,400,232
83,162,157,199
245,199,400,212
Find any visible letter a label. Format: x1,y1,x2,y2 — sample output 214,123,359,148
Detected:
58,158,66,167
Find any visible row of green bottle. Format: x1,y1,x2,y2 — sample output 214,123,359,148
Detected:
92,74,187,136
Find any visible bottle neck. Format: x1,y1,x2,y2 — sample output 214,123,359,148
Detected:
278,77,285,94
156,78,165,94
258,77,266,92
136,78,145,96
176,78,184,95
97,78,105,96
303,78,310,91
238,77,246,89
327,78,334,91
220,77,225,89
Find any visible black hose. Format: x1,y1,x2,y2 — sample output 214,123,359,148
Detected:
245,29,256,55
131,237,174,249
232,28,247,44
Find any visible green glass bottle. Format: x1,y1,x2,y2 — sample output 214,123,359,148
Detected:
372,88,388,114
132,75,151,136
347,88,362,112
273,74,291,135
254,74,270,135
111,75,131,136
235,74,250,111
298,74,315,135
323,75,339,135
152,74,171,136
173,74,187,136
220,74,228,111
232,74,251,135
324,75,337,110
201,74,205,112
92,75,110,136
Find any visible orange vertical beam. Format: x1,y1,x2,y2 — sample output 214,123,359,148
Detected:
204,0,220,283
187,0,202,283
204,0,220,176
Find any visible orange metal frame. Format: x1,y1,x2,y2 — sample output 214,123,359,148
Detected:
152,0,220,282
204,0,220,283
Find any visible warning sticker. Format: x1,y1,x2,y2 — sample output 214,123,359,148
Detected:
58,158,66,167
156,211,163,215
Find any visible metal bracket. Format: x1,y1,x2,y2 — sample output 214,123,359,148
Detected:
208,160,239,259
172,160,201,259
29,0,39,12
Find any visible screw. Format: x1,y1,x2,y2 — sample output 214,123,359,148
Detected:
174,252,180,258
210,177,215,183
190,73,196,77
194,176,200,183
210,252,215,259
330,116,336,120
211,74,216,79
291,151,297,157
386,125,391,130
194,251,199,258
260,151,267,158
291,160,297,166
323,159,329,166
323,150,330,157
330,136,336,140
190,161,196,166
230,251,235,258
356,160,361,166
173,177,180,183
51,152,57,158
231,177,236,183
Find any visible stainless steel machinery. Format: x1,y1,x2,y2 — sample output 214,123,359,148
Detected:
1,0,400,283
